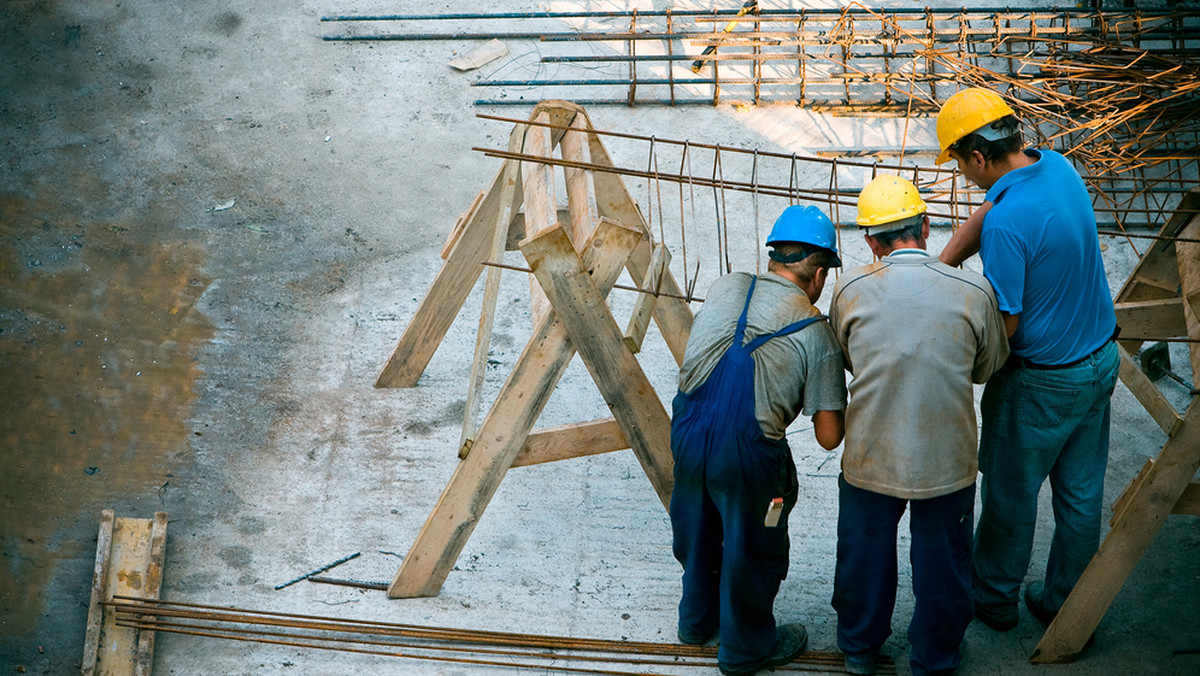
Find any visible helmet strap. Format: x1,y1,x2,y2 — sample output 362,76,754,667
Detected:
768,248,811,264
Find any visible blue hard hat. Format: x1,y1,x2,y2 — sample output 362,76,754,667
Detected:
766,205,841,267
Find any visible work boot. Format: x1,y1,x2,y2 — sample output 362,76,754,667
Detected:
1024,582,1095,650
843,650,877,675
972,601,1017,631
718,623,808,676
677,623,717,645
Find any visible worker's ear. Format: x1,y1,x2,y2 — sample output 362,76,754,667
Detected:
921,215,930,242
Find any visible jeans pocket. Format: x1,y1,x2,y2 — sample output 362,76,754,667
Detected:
1017,376,1083,428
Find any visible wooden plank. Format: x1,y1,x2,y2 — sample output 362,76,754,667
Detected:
133,512,168,676
81,510,116,676
1109,459,1153,528
91,515,156,676
375,160,515,388
1114,188,1199,303
440,190,485,260
512,418,629,467
522,111,559,329
1031,398,1200,663
1113,298,1187,341
506,209,570,252
1175,213,1200,377
1175,481,1200,515
460,126,526,453
624,244,671,354
1113,461,1200,522
448,39,508,71
585,123,694,365
389,217,643,598
560,113,594,247
521,224,675,508
1116,343,1183,437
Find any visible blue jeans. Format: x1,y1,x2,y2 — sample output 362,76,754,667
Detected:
972,340,1119,612
833,475,974,676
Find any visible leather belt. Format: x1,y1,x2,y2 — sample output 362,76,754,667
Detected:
1013,325,1120,371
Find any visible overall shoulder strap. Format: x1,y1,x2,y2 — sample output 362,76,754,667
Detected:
733,275,758,345
744,315,825,353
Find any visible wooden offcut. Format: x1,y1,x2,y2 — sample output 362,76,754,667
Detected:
81,510,168,676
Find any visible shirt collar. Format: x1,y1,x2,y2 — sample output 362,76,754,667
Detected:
886,248,929,258
986,148,1044,204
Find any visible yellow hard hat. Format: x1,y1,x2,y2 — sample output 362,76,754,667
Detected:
856,175,927,234
935,87,1016,164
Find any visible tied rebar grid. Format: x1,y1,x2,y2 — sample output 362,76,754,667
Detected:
107,596,898,674
322,4,1200,231
474,111,1197,256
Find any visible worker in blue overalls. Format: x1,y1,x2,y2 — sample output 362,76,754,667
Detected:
671,205,848,676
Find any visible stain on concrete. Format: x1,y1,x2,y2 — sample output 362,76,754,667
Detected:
0,189,214,633
210,11,242,37
220,545,252,570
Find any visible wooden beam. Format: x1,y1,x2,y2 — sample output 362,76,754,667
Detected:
81,510,115,676
512,418,629,467
460,126,525,453
1113,298,1187,341
1116,343,1184,437
521,224,675,508
1031,398,1200,663
81,511,169,676
375,160,516,388
389,217,643,599
522,111,559,329
1175,213,1200,377
1175,481,1200,515
134,512,168,676
584,120,694,366
624,244,671,354
560,113,594,247
440,190,485,260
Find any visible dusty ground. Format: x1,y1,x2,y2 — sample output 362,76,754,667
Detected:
1,1,1197,674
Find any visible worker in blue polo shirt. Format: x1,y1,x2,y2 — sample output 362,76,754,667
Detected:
936,86,1119,639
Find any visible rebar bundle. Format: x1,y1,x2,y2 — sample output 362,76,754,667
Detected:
108,596,897,674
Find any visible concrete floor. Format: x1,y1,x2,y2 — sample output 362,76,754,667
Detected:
1,1,1197,674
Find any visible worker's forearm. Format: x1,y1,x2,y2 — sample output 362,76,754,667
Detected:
939,201,992,266
812,409,845,450
1004,312,1020,338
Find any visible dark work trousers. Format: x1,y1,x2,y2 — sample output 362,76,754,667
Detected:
670,276,820,672
833,475,974,676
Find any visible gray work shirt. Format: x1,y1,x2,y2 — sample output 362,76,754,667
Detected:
678,272,847,440
830,250,1009,499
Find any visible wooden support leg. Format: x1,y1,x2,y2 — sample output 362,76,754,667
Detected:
388,217,643,599
522,224,676,508
624,244,670,354
522,112,559,329
460,126,526,453
375,161,519,388
1117,344,1184,437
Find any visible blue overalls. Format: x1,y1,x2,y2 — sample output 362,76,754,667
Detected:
670,276,822,671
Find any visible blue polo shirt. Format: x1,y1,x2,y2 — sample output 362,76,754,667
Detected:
979,149,1116,364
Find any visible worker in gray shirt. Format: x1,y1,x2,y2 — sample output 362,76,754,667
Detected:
829,175,1009,676
672,205,847,676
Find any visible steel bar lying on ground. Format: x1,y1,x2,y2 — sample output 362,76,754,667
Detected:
107,596,898,674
